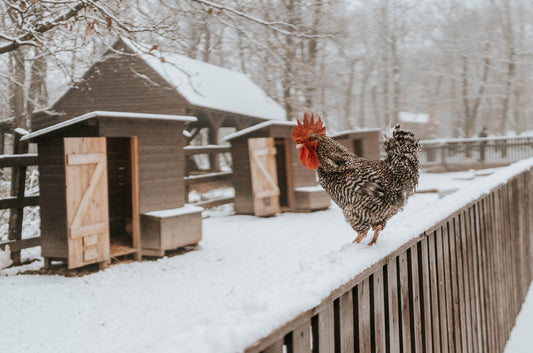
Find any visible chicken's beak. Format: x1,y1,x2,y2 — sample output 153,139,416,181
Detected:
296,143,303,150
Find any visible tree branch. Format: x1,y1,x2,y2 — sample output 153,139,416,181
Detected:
0,0,93,55
189,0,331,38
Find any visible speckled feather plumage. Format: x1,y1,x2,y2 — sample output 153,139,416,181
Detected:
313,125,420,235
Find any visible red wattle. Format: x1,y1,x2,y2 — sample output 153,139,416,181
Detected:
299,146,319,170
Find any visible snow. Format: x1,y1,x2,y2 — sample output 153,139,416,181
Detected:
504,283,533,353
121,39,286,122
14,127,29,135
21,111,197,141
399,111,429,123
224,120,296,141
294,185,325,192
144,205,204,218
330,128,382,138
1,160,533,353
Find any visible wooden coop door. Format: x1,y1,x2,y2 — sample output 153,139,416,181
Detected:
248,137,280,216
64,137,110,269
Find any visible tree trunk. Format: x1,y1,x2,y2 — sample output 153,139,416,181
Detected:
27,49,49,130
391,33,401,125
9,49,26,129
358,70,369,128
461,43,490,137
343,59,358,130
499,53,515,134
303,0,322,109
282,0,296,120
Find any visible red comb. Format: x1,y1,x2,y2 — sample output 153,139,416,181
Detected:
291,112,326,144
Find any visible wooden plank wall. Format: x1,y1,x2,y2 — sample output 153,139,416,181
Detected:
246,169,533,353
232,140,254,214
99,118,187,214
33,50,188,130
38,138,68,258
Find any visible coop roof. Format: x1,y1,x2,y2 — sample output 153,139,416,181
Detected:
120,38,286,122
22,111,197,141
223,120,296,141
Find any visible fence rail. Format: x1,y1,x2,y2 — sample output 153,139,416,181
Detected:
420,135,533,170
246,168,533,353
0,131,40,265
184,145,234,206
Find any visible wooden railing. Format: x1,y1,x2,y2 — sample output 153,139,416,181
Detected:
420,135,533,170
245,168,533,353
0,130,41,265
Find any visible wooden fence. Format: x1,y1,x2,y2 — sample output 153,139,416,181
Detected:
0,130,40,265
184,145,235,208
420,135,533,171
245,168,533,353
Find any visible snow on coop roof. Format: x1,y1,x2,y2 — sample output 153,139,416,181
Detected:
22,111,197,141
399,111,429,123
121,38,286,122
223,120,296,141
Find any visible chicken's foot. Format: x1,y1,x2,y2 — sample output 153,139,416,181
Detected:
368,225,384,246
353,230,368,243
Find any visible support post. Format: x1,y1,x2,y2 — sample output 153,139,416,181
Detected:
207,114,224,172
8,130,29,265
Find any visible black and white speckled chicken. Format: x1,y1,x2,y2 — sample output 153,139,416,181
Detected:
291,113,420,245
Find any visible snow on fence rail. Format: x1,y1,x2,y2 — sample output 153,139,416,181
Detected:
245,161,533,353
420,135,533,170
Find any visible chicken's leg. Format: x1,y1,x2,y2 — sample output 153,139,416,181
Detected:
353,230,368,243
368,225,384,246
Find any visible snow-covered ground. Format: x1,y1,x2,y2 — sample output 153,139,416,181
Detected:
1,162,533,353
505,283,533,353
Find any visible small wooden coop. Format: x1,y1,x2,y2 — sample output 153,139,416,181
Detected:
331,129,381,160
225,121,330,217
23,111,203,269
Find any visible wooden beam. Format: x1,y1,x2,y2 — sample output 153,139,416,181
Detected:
184,171,233,185
206,113,224,171
130,137,141,260
66,152,106,165
8,131,29,265
0,236,41,252
191,196,235,209
184,145,231,155
0,154,39,168
0,195,39,210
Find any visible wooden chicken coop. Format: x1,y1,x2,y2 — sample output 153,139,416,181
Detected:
225,121,330,216
331,129,381,160
22,111,203,269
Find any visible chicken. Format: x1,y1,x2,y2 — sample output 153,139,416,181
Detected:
291,113,420,245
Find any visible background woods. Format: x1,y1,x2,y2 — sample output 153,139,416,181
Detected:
2,0,533,137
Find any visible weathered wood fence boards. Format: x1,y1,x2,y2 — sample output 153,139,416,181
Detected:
246,170,533,353
420,136,533,170
0,130,40,265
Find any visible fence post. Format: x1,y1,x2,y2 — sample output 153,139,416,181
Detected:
8,129,29,265
440,143,447,170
